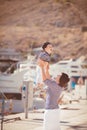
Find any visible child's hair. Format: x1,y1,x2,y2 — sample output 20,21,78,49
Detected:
42,42,51,50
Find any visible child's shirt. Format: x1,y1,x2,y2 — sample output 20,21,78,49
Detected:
38,51,50,62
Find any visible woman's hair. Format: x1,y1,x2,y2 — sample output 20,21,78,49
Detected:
42,42,51,50
59,73,70,87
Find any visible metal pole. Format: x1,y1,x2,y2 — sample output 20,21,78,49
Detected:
1,95,5,130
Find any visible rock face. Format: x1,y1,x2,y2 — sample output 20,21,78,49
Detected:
0,0,87,59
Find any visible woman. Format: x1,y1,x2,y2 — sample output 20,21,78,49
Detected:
39,60,69,130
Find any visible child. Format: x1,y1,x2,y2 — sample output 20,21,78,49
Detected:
35,42,53,87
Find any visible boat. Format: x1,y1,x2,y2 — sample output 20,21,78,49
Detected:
0,59,36,114
50,56,87,80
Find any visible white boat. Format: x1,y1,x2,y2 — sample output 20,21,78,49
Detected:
0,60,36,113
50,56,87,79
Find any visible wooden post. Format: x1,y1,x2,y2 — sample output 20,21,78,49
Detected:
25,81,29,119
22,81,29,119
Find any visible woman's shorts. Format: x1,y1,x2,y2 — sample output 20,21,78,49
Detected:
43,108,61,130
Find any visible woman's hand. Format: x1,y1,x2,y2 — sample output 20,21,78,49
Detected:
38,59,46,68
38,59,50,80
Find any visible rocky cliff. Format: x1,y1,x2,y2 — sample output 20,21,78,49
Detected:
0,0,87,59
